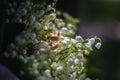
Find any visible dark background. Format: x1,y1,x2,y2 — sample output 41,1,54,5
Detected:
0,0,120,80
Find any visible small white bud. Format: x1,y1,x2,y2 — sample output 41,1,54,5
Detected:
95,42,101,49
11,50,17,58
29,16,36,26
88,38,95,44
51,62,58,69
56,66,64,72
71,39,76,44
49,13,56,20
76,35,82,40
32,39,39,44
23,49,27,54
37,76,46,80
61,27,67,31
55,77,59,80
47,5,52,11
68,58,74,66
30,16,36,22
34,21,41,30
39,10,45,17
74,58,80,64
40,48,46,52
44,69,51,77
21,8,27,16
85,78,92,80
31,33,36,39
34,70,39,75
32,63,39,68
72,72,77,79
61,40,68,44
77,53,83,59
19,55,24,61
86,42,92,48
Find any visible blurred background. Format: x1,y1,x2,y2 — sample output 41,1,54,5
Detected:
0,0,120,80
56,0,120,80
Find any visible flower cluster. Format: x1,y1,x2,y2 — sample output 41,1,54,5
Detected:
3,0,101,80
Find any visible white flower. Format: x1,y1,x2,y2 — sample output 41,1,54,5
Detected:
47,5,52,11
85,78,92,80
71,39,77,44
86,42,92,48
29,33,36,39
29,55,35,60
72,72,77,79
37,76,46,80
61,27,67,31
34,21,41,30
42,61,49,66
74,58,80,64
68,58,74,66
76,43,82,48
23,49,27,54
39,10,45,17
29,16,36,26
68,30,74,34
64,37,70,41
33,59,37,63
19,55,25,61
30,16,36,22
95,42,101,49
61,39,68,44
67,24,74,28
32,62,39,68
21,8,27,16
88,38,95,44
49,13,56,20
35,51,40,56
76,35,82,40
56,66,64,72
44,69,51,77
57,22,65,28
11,50,17,57
77,53,83,59
40,48,46,52
52,42,58,46
33,70,39,75
51,62,58,69
55,77,59,80
32,38,39,44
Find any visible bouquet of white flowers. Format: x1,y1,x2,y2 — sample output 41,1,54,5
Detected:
1,0,101,80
